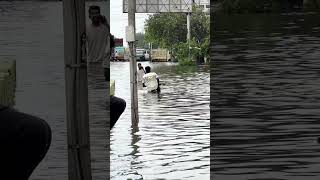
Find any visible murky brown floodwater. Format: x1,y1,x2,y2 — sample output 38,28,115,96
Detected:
110,62,210,179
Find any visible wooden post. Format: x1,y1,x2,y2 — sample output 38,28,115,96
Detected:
62,0,92,179
128,0,139,125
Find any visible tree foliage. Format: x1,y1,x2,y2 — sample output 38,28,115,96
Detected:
145,13,187,49
136,32,148,49
144,6,209,65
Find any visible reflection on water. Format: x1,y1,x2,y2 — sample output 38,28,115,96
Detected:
0,1,109,179
110,62,210,179
212,13,320,179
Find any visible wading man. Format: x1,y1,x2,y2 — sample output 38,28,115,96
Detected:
143,66,160,93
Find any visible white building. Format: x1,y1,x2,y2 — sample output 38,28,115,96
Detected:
194,0,210,14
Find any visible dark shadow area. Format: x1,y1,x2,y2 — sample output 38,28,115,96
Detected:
211,11,320,179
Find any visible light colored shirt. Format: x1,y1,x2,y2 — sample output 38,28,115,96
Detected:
86,24,109,67
142,72,158,91
137,68,145,82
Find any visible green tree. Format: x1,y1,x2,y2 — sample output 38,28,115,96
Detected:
136,32,149,49
144,5,209,65
145,13,187,49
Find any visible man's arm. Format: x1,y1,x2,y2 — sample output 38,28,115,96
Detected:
142,76,146,87
156,74,160,88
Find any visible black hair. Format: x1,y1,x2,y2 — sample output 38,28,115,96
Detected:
145,66,151,73
110,34,115,49
89,5,100,13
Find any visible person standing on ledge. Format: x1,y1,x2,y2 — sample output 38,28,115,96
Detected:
87,6,126,129
87,5,109,64
109,46,126,128
86,5,110,82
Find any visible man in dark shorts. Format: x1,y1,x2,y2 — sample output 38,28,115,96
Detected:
0,105,51,179
110,96,126,129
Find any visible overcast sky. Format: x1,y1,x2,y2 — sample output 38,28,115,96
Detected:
110,1,152,45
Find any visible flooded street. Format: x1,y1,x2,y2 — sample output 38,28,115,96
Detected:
110,62,210,179
212,13,320,179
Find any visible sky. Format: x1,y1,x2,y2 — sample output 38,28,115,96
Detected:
110,1,152,46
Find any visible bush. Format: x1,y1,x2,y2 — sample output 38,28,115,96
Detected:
172,38,204,66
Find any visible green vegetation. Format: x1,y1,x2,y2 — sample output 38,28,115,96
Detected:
135,33,149,49
144,5,209,66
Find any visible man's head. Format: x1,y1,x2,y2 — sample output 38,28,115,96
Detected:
89,6,101,25
145,66,151,73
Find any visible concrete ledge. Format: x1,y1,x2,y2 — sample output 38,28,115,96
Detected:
110,80,115,96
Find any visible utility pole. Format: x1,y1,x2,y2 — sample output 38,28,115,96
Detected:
150,42,153,61
187,12,191,60
128,0,139,125
187,12,191,41
62,0,92,179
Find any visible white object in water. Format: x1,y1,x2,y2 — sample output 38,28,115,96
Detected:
137,69,145,82
142,72,158,92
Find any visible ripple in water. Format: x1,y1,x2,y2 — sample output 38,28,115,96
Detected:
212,13,320,179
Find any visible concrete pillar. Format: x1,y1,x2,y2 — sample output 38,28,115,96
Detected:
106,0,110,23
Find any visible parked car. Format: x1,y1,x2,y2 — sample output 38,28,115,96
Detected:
136,49,146,61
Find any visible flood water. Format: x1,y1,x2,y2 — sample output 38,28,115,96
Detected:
212,13,320,179
0,1,109,179
110,62,210,179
